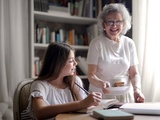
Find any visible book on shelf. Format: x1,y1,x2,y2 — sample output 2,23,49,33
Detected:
97,0,102,16
73,1,79,16
34,24,38,43
42,27,46,44
59,29,65,42
77,34,84,45
50,31,56,43
36,27,43,43
82,0,88,17
46,26,50,44
56,33,60,42
69,29,75,45
34,57,40,76
93,0,97,18
78,0,84,16
76,99,119,113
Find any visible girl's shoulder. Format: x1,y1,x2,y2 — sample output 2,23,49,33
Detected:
31,80,49,89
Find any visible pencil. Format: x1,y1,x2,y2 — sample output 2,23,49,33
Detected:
75,82,90,95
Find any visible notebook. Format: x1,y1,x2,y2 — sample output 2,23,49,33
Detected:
92,109,134,120
120,102,160,115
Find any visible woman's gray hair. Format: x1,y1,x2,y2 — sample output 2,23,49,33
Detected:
98,3,131,35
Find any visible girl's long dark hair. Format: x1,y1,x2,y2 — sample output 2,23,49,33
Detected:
35,42,79,100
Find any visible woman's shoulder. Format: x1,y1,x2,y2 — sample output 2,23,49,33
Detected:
92,34,104,41
89,34,105,46
121,36,136,49
121,35,133,41
121,35,135,44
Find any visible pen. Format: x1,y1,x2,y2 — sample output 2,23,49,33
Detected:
75,82,90,95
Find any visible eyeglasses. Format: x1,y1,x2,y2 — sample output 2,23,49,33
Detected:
104,20,124,26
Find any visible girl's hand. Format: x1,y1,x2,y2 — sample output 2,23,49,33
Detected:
81,92,102,107
134,90,145,103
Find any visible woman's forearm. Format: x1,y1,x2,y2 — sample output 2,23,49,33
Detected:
130,74,142,91
88,74,106,88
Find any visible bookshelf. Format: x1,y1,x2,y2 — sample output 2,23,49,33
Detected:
28,0,99,86
29,0,132,91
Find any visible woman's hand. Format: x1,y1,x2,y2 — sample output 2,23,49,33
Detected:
102,81,110,94
81,92,102,107
134,90,145,103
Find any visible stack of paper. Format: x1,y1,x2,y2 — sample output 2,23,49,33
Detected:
120,102,160,115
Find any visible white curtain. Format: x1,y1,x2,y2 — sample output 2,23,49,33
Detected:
132,0,160,102
0,0,29,105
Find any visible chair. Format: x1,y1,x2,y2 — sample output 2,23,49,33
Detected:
13,78,34,120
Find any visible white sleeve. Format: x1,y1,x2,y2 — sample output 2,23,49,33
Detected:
87,39,100,65
30,81,48,100
75,76,87,99
129,40,139,66
27,81,49,118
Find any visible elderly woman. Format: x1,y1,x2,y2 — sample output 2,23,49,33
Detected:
87,3,145,103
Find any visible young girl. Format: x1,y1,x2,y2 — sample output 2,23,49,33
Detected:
27,42,102,120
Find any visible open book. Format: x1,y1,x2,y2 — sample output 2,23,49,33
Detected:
76,99,119,113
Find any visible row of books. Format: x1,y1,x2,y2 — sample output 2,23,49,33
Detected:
69,0,102,18
34,24,98,45
34,0,103,18
34,0,49,12
34,0,132,17
34,56,88,76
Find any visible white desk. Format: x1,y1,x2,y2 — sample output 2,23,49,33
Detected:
55,113,160,120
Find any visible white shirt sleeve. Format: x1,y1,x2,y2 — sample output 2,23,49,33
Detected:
75,76,88,99
129,40,139,66
87,38,100,65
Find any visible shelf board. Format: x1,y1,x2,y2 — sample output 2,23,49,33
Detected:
34,11,97,25
78,75,88,79
34,43,89,50
73,45,89,50
34,43,48,49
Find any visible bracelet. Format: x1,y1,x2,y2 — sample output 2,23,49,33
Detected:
133,86,141,92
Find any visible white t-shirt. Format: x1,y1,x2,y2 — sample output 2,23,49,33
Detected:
87,35,139,102
27,76,87,120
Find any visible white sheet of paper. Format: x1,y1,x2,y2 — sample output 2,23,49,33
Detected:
120,103,160,115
